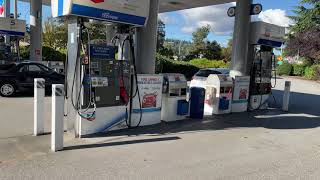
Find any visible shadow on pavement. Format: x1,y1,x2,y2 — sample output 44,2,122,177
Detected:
63,136,181,151
5,91,53,98
96,89,320,137
65,89,320,151
271,89,320,116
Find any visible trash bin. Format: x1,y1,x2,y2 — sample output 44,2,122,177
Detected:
189,87,205,119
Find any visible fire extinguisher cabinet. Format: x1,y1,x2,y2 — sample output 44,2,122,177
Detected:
189,87,206,119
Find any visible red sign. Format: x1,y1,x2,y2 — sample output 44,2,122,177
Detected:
142,92,157,108
91,0,104,3
35,49,41,56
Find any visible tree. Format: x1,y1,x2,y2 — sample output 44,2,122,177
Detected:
221,39,232,62
43,20,58,50
285,0,320,62
162,39,193,60
157,19,166,51
43,19,111,52
286,28,320,61
202,40,222,60
43,19,68,51
288,0,320,33
190,25,211,57
83,20,108,44
158,47,174,58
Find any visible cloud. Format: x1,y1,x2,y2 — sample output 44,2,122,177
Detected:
175,5,293,37
257,9,294,27
158,13,176,24
179,2,236,35
181,26,195,33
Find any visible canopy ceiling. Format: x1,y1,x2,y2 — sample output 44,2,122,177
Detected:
21,0,235,13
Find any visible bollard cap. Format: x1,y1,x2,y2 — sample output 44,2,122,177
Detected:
52,84,65,97
34,78,45,89
285,81,291,87
34,78,45,82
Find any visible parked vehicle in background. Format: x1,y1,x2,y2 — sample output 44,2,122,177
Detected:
0,62,65,97
190,68,230,88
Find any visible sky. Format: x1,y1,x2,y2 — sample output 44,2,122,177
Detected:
160,0,299,46
10,0,299,46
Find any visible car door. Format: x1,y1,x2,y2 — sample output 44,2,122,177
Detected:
38,64,64,85
26,64,52,89
15,64,29,88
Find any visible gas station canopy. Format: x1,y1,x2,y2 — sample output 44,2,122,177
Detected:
159,0,235,12
20,0,235,13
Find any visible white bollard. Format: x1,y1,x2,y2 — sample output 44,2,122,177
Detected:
51,84,65,152
282,81,291,112
34,78,45,136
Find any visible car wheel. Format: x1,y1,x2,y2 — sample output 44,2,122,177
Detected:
0,82,16,97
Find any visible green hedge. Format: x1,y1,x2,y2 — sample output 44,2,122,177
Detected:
304,65,320,80
156,54,199,80
293,64,306,76
188,58,229,69
156,56,231,80
277,63,293,76
20,46,66,61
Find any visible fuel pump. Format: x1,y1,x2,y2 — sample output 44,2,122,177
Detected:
249,45,275,110
248,22,285,110
51,0,150,137
70,21,141,125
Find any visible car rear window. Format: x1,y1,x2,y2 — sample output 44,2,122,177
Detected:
195,70,222,77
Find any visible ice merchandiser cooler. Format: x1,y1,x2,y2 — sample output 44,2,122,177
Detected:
161,73,189,122
189,87,205,119
205,74,233,115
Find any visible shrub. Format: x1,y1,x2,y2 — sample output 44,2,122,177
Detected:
42,46,66,61
304,65,320,80
277,63,293,76
292,64,306,76
156,56,230,80
300,57,313,67
156,54,199,80
188,58,229,69
20,46,30,60
20,46,66,61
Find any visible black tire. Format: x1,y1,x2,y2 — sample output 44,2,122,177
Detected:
0,82,16,97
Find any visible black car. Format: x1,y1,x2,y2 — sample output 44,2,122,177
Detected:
0,62,65,97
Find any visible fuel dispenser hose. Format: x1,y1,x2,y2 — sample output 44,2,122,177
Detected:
70,21,96,121
120,33,143,128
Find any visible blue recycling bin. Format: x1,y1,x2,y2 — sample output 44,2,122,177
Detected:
177,100,189,116
190,87,205,119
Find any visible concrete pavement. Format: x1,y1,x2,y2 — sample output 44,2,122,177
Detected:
0,95,52,139
0,77,320,180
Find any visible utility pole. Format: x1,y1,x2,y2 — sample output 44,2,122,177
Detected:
4,0,10,48
178,40,182,60
14,0,20,61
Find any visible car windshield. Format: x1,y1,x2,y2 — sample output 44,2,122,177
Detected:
195,70,222,77
38,64,55,73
